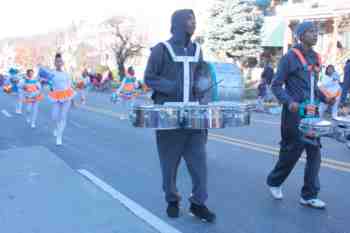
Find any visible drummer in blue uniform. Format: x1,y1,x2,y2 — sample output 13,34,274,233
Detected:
266,21,336,209
144,9,216,222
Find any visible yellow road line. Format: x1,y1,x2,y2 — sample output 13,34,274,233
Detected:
82,104,350,173
209,135,350,173
209,133,350,169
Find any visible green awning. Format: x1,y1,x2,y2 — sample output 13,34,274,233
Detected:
261,17,286,48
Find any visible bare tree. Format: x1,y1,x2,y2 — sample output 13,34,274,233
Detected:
104,16,146,79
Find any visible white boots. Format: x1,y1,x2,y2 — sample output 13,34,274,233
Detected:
54,122,64,146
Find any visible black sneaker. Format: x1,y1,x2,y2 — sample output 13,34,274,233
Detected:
167,201,180,218
189,203,216,223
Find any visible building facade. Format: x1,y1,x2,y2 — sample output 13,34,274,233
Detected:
262,0,350,73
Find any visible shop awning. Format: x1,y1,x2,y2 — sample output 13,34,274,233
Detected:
261,17,286,48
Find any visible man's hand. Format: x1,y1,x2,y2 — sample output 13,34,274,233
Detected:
288,102,299,113
306,104,317,116
325,96,336,105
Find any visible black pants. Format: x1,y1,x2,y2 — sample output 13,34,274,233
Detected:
340,81,350,105
156,129,208,205
267,105,321,200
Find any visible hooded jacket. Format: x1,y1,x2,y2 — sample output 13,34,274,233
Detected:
271,44,326,106
144,9,204,104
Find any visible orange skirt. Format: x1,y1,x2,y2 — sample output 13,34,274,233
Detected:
48,88,75,102
319,87,341,99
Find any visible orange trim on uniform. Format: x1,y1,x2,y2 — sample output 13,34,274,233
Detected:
25,84,39,92
48,88,74,101
292,48,322,73
123,83,134,92
3,84,12,93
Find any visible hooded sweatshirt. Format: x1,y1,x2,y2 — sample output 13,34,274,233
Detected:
144,9,203,104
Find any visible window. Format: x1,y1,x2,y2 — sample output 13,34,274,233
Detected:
343,32,350,49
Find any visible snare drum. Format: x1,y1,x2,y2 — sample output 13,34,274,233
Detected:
130,104,181,129
332,116,350,143
183,105,224,129
209,102,251,127
299,117,333,138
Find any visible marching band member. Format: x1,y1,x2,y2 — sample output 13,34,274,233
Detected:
267,22,334,209
113,67,138,107
145,9,215,222
20,69,44,128
8,68,24,114
48,53,75,146
74,69,90,105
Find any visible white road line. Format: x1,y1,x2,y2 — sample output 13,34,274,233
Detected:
70,120,88,129
1,109,12,118
78,169,183,233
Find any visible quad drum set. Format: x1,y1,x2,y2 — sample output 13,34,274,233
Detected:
129,101,254,130
129,102,350,149
298,116,350,149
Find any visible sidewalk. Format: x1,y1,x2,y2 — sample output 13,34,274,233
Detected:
0,146,158,233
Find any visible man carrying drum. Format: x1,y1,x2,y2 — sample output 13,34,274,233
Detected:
266,21,335,209
144,9,215,222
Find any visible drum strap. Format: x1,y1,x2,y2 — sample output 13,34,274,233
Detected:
162,41,201,103
291,48,322,73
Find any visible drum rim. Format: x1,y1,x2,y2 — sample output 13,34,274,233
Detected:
300,118,333,127
333,116,350,125
133,104,181,110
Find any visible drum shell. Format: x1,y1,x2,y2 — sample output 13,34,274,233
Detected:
130,105,181,129
209,102,251,127
333,117,350,143
183,106,224,129
299,119,333,138
223,108,251,127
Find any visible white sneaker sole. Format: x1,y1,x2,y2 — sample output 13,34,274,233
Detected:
300,199,326,209
189,212,209,222
56,138,62,146
269,187,283,200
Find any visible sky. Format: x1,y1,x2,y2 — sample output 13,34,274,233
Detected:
0,0,211,40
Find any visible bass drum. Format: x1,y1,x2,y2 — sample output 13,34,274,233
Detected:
209,63,244,102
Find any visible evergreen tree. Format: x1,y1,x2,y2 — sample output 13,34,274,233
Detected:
206,0,264,61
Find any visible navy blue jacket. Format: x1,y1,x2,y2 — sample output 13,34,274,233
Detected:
272,44,325,106
261,65,274,86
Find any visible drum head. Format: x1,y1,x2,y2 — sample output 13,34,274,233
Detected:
333,116,350,125
301,118,332,127
209,101,250,111
133,104,155,109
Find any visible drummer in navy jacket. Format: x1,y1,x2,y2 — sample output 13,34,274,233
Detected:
266,21,335,209
144,9,215,222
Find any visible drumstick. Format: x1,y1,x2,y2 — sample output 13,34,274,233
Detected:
201,79,224,94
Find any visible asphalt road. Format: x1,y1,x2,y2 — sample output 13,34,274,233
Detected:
1,91,349,233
